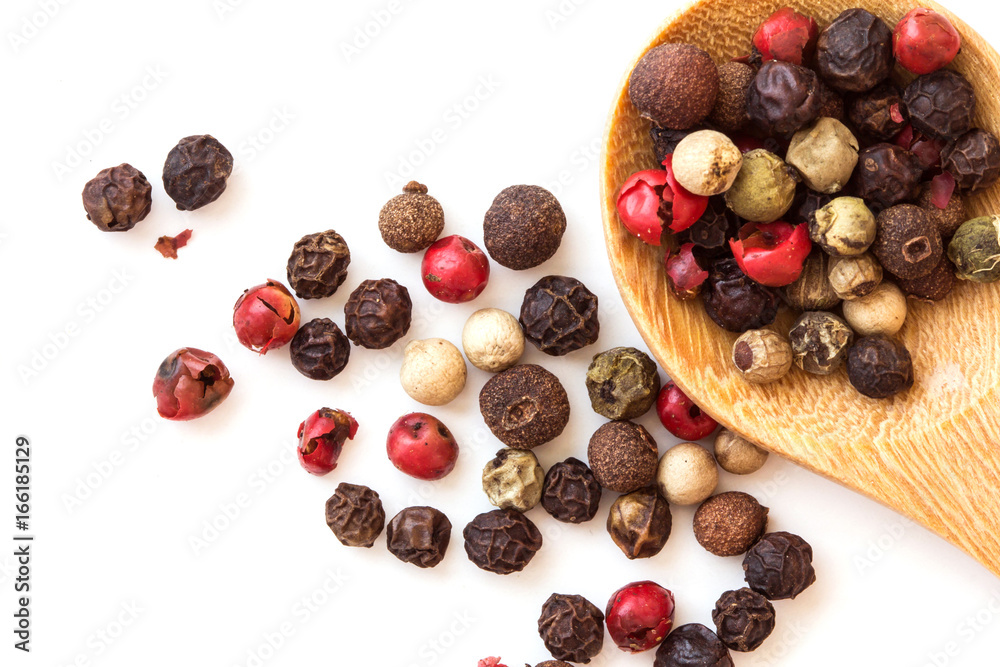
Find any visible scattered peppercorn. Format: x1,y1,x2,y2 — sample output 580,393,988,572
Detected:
702,257,781,333
676,197,741,253
816,8,894,93
694,492,769,557
605,580,676,653
343,278,411,349
629,43,719,130
232,280,301,354
809,196,876,256
520,275,600,355
462,308,525,373
325,483,385,548
154,229,192,259
289,318,351,380
399,338,467,406
464,508,543,575
828,253,883,300
483,185,566,270
672,131,743,196
588,421,659,493
585,347,660,420
852,143,924,212
162,134,233,210
746,61,822,136
653,623,734,667
898,255,956,301
541,457,602,524
482,448,545,513
714,430,769,475
847,335,915,398
948,216,1000,283
786,118,858,195
152,347,235,421
386,506,452,568
732,329,793,384
81,163,152,231
656,381,719,440
843,282,907,337
712,588,775,653
607,486,672,560
904,69,976,141
296,408,358,476
788,311,854,375
848,84,908,141
941,128,1000,192
479,364,570,449
656,442,718,506
378,181,445,253
286,230,351,299
743,531,817,599
917,183,966,238
784,250,841,310
709,62,753,132
538,593,605,664
872,204,943,279
894,8,962,75
723,149,797,223
750,7,819,67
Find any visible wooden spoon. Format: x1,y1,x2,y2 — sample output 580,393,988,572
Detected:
600,0,1000,577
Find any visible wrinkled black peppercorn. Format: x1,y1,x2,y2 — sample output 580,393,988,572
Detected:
343,278,411,349
463,508,543,575
286,230,351,299
538,593,605,664
541,457,602,524
942,129,1000,192
607,487,672,559
325,483,385,548
852,144,924,212
816,9,894,93
677,197,741,254
290,318,351,380
81,163,152,232
654,623,734,667
702,258,780,333
746,61,822,136
712,588,776,652
849,84,908,142
847,335,914,398
743,531,817,600
162,134,233,210
904,70,976,141
520,275,599,356
386,506,451,568
651,127,694,166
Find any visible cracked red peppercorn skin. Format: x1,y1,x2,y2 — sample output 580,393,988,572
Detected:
729,222,812,287
232,280,301,354
297,408,359,476
153,347,235,421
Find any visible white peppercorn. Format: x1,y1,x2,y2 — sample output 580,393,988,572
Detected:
842,282,907,336
656,442,719,506
714,429,769,475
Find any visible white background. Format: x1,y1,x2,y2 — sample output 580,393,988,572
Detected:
3,0,1000,665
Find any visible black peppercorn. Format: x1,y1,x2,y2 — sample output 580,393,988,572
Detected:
286,230,351,299
712,588,776,652
847,335,914,398
541,457,602,524
651,127,694,165
654,623,734,667
343,278,411,349
325,483,385,548
81,163,152,232
816,9,894,93
162,134,233,210
788,188,832,227
463,508,543,575
743,531,817,600
745,61,822,136
520,276,599,356
484,185,566,270
676,197,741,254
290,318,350,380
852,143,924,212
702,257,780,333
479,364,570,449
537,593,605,664
904,70,976,141
816,80,846,122
872,204,943,279
848,84,908,142
942,128,1000,192
386,506,451,568
606,487,672,559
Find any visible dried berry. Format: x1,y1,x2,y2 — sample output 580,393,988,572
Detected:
816,81,846,121
852,143,923,212
617,162,709,243
483,185,566,270
386,506,452,568
847,335,915,398
462,308,525,373
843,282,907,337
232,280,301,354
816,9,894,93
750,7,818,67
828,253,883,300
788,311,854,375
343,278,411,349
745,61,822,136
729,221,812,287
385,412,459,481
286,230,351,299
676,197,741,253
665,243,709,299
702,257,780,333
694,492,769,557
942,129,1000,192
162,134,233,210
629,43,719,130
872,204,943,279
709,62,754,132
399,338,467,406
606,581,675,653
588,421,659,493
672,130,743,196
482,448,544,512
296,408,358,476
894,8,962,75
918,182,966,238
586,347,660,420
848,85,908,142
325,483,384,548
904,70,975,141
898,255,956,301
378,181,444,253
732,330,793,384
657,442,718,506
538,594,605,664
743,531,817,600
656,381,719,440
788,189,832,227
785,117,859,194
289,318,351,380
809,196,876,256
723,149,797,223
153,347,234,421
712,588,776,652
783,250,841,310
541,458,602,524
479,364,569,449
651,127,694,165
607,487,672,559
714,430,769,475
421,235,490,303
463,508,542,575
154,229,192,259
520,275,599,356
948,216,1000,283
81,163,152,232
654,623,734,667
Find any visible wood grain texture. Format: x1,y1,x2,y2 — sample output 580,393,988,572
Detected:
600,0,1000,577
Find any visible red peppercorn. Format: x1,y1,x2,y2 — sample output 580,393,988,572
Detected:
232,280,301,354
663,155,709,233
297,408,359,476
421,235,490,303
665,242,709,299
894,124,947,170
894,8,961,75
385,413,459,481
616,160,708,245
751,7,819,66
657,382,718,441
153,347,235,421
729,222,812,287
605,580,676,653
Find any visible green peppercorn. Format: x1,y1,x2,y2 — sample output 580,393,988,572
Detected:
947,215,1000,283
724,149,797,223
585,347,661,420
809,197,876,256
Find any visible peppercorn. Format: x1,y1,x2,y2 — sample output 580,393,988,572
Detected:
786,118,858,194
676,197,741,254
852,144,924,212
712,588,776,652
463,508,543,574
399,338,467,406
629,43,719,130
723,149,797,223
654,624,734,667
483,185,566,270
788,311,854,375
898,256,956,301
948,216,1000,283
479,364,570,449
585,347,661,420
709,62,753,132
788,189,833,227
343,278,411,349
809,196,875,256
386,506,452,568
872,204,943,279
153,347,235,421
378,181,445,253
325,483,385,548
482,448,545,513
847,335,915,398
732,330,792,384
286,230,351,299
746,61,822,137
750,7,819,67
843,282,907,337
702,257,780,333
462,308,525,373
693,492,769,557
289,318,351,380
918,183,966,238
162,134,233,210
828,253,883,300
904,69,976,141
537,594,605,664
232,280,301,354
541,457,602,524
588,421,659,493
656,442,718,506
743,531,817,600
606,487,672,559
816,9,894,93
520,275,599,356
651,127,694,165
672,131,743,196
784,250,841,310
942,129,1000,192
81,163,152,232
714,430,769,475
848,84,908,141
